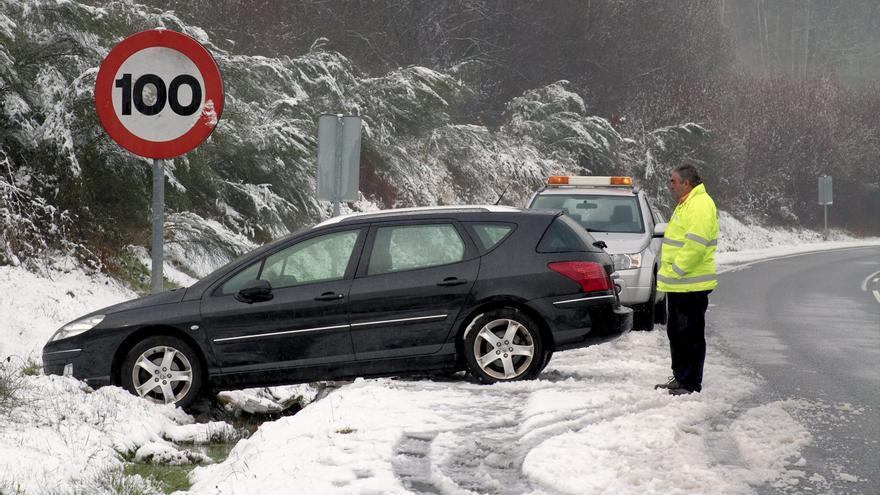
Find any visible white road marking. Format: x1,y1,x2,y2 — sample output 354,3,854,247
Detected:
860,270,880,291
873,290,880,304
719,247,877,275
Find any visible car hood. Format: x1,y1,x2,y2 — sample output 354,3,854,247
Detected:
589,232,650,255
82,288,187,318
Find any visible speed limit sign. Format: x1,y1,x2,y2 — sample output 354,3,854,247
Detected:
95,29,223,158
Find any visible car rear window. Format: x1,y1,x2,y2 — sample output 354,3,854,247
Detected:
537,216,597,253
467,222,515,252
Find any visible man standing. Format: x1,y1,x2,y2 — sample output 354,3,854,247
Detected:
655,163,718,395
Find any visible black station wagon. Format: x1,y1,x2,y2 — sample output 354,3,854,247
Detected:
43,206,632,408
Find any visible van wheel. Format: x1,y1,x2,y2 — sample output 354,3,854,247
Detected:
633,283,657,331
120,336,203,409
463,309,545,383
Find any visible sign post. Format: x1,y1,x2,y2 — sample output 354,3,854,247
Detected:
151,158,164,292
818,175,833,240
316,115,362,216
95,29,223,292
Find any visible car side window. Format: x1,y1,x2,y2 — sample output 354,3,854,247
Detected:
220,260,262,295
468,222,515,252
260,230,360,289
368,224,464,275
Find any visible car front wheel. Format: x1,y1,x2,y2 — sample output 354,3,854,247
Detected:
120,336,203,409
463,309,545,383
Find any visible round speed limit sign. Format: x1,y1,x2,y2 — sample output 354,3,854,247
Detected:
95,29,223,158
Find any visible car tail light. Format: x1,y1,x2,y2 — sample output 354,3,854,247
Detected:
548,261,613,293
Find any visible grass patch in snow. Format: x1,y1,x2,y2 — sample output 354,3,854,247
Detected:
123,442,236,494
0,362,23,413
19,358,41,377
123,464,191,494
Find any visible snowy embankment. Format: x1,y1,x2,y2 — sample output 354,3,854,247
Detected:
0,228,877,494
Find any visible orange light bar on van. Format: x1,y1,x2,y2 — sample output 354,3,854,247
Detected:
546,176,634,187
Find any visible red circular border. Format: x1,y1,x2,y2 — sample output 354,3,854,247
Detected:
95,30,224,159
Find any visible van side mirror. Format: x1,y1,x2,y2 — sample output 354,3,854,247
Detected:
652,222,667,238
236,279,274,303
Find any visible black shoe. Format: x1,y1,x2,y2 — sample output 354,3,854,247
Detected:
668,387,694,396
654,377,681,390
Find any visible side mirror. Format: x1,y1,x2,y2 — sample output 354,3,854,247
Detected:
236,279,273,303
652,222,667,238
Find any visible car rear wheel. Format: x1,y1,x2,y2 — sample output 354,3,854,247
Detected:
121,336,203,409
463,309,545,383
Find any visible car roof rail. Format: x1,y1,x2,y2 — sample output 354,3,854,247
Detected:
315,205,521,227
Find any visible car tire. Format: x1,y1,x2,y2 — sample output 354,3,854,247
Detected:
120,335,204,409
463,308,545,383
633,282,657,331
539,349,554,373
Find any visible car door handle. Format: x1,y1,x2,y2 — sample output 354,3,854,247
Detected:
314,292,344,301
437,277,467,287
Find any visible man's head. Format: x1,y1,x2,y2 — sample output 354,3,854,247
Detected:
669,163,702,201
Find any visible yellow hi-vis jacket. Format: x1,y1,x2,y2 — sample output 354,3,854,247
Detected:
657,183,718,293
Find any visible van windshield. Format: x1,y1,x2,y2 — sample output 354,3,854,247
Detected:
531,194,645,234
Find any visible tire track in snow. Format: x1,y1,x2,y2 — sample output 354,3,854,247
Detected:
393,431,441,494
389,370,678,495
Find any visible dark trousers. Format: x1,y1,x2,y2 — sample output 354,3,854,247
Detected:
666,290,711,392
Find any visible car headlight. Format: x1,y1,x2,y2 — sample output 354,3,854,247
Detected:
611,253,642,270
50,315,105,342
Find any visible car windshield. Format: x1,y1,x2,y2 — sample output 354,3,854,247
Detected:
531,194,645,234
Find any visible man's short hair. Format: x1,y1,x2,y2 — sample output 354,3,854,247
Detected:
673,162,703,187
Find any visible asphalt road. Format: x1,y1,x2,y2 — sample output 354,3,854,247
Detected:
710,246,880,494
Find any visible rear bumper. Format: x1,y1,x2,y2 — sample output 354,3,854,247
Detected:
528,292,632,351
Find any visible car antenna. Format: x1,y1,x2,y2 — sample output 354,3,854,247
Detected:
494,184,510,205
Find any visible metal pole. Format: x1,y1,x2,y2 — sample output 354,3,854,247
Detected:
151,158,164,293
332,115,343,217
823,204,828,241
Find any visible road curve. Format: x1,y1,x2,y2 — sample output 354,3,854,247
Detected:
710,246,880,493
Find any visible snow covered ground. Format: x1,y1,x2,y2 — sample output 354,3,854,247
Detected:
0,226,877,494
183,333,814,495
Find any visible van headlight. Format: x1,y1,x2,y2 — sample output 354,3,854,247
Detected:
50,315,105,342
611,253,642,270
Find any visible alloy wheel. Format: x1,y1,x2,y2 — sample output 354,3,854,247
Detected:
472,318,535,380
130,345,193,404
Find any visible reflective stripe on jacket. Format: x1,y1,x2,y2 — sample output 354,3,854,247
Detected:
657,183,718,293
